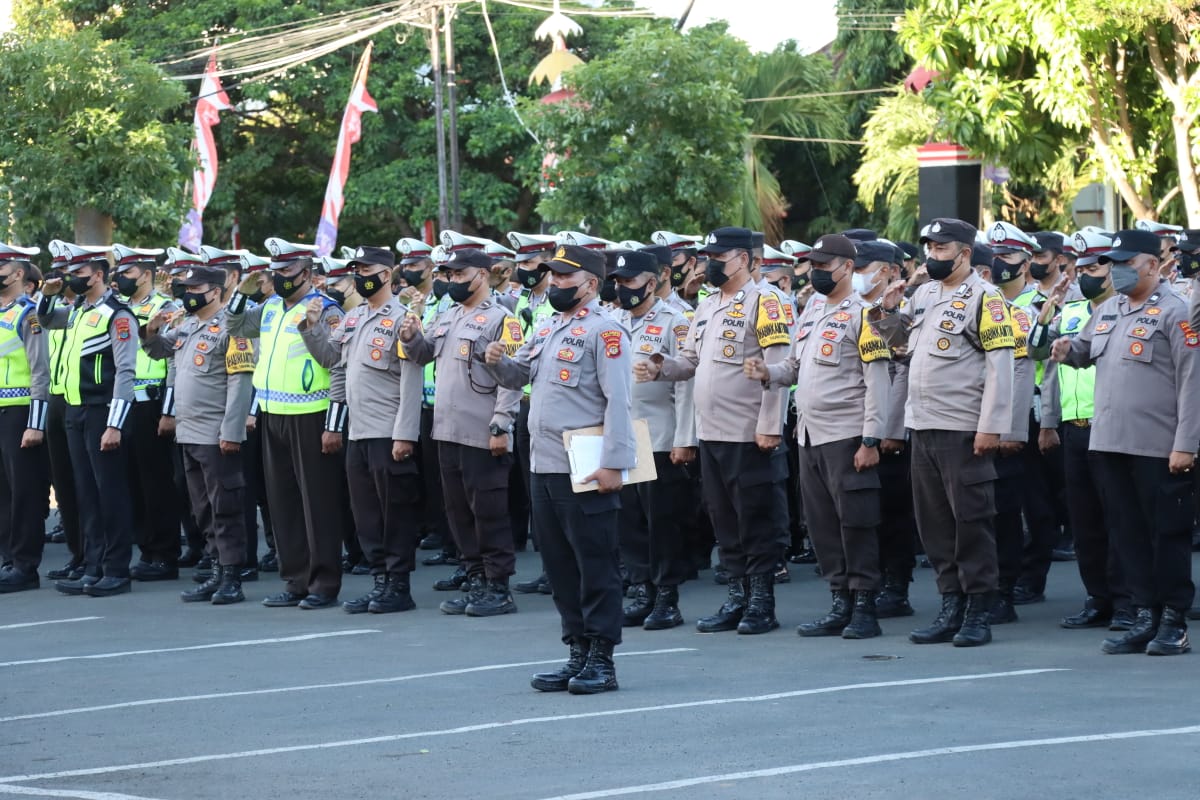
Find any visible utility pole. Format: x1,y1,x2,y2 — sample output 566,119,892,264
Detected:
444,6,462,230
430,7,450,232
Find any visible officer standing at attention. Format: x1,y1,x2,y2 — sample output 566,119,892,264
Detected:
39,243,139,597
144,265,255,604
400,248,525,616
227,238,346,610
1050,229,1200,656
746,234,891,639
635,227,791,636
0,244,49,594
871,218,1015,647
484,244,635,695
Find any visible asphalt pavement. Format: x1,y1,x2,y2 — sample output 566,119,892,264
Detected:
1,542,1197,800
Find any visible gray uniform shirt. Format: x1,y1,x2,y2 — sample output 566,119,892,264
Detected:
617,299,696,452
486,298,636,474
403,298,524,451
143,309,254,445
1061,289,1200,457
299,298,422,442
883,360,909,441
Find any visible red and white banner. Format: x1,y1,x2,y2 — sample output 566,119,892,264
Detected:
315,42,378,256
179,49,231,251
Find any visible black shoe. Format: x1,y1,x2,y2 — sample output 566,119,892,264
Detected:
422,551,460,567
622,582,655,627
1011,584,1045,605
239,567,259,582
712,565,730,585
299,593,339,610
842,590,882,639
697,578,747,633
1051,545,1077,562
130,561,179,582
68,565,85,581
1146,607,1190,656
262,590,305,608
738,574,780,635
178,548,203,568
182,566,221,603
418,531,444,551
49,528,66,544
952,592,993,646
568,638,619,694
988,588,1019,625
369,574,416,614
1109,607,1137,631
515,572,551,595
56,574,101,595
875,576,915,618
466,579,517,617
84,576,132,597
798,590,852,637
910,592,966,644
774,563,791,584
532,638,589,692
258,551,279,572
440,574,484,615
351,562,371,576
1102,608,1159,654
192,556,214,583
1061,597,1112,629
211,566,245,605
344,574,388,614
46,560,82,580
789,545,817,565
917,555,932,569
0,566,39,593
433,565,468,592
341,556,355,574
643,585,684,630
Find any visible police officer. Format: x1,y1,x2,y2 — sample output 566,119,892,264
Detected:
747,233,891,638
649,231,702,312
0,244,49,593
872,218,1015,647
1050,229,1200,655
39,243,139,597
485,244,635,694
111,244,184,581
609,249,695,629
300,245,423,614
143,265,255,604
227,238,346,609
400,248,525,616
635,226,791,636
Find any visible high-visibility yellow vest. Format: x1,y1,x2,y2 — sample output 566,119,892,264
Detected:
515,289,553,398
1055,299,1096,422
252,292,332,415
0,299,34,407
48,328,66,396
127,292,172,390
61,296,122,407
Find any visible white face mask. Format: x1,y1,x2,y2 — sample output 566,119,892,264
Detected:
851,268,880,296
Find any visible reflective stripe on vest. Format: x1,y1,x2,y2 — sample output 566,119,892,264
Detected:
128,293,171,386
48,328,66,396
62,302,117,407
252,294,331,415
0,301,32,407
1055,300,1096,422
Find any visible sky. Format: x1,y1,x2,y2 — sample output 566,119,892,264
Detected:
638,0,840,53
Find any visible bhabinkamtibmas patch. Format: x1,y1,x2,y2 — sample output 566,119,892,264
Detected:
225,337,256,374
756,295,790,348
857,309,890,362
978,293,1015,350
500,316,525,356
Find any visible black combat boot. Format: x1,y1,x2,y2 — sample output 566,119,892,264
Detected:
874,573,914,618
531,638,590,692
568,638,619,694
988,584,1019,625
515,572,552,595
696,577,747,632
1061,596,1112,629
797,590,852,637
466,578,517,617
433,565,467,591
643,585,684,630
181,565,222,603
439,573,484,615
737,573,779,635
952,592,993,646
343,573,387,614
909,592,966,644
192,555,214,583
622,582,655,627
211,565,245,605
842,590,882,639
369,573,416,614
1101,607,1159,654
1145,607,1189,656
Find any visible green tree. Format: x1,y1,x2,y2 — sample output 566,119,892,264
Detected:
853,90,936,241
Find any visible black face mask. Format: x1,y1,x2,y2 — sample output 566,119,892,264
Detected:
991,258,1023,285
170,278,187,299
401,269,426,288
431,278,449,300
810,267,840,296
1177,252,1200,279
1078,273,1108,299
67,274,93,296
1028,261,1053,281
114,274,140,298
354,272,387,299
446,275,477,304
705,259,732,287
182,290,214,313
793,272,810,290
548,284,582,312
516,266,545,289
669,261,690,288
925,255,958,281
599,279,618,304
273,271,305,299
617,282,650,310
325,287,346,307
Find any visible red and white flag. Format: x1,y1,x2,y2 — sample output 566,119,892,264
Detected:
179,49,232,251
315,42,378,256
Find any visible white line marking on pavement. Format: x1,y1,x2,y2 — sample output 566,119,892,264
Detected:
0,617,102,631
0,784,165,800
0,648,698,723
0,630,380,668
531,723,1200,800
0,668,1063,784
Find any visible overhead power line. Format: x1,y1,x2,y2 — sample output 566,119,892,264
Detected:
745,87,893,102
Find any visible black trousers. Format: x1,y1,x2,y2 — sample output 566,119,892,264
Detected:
128,399,182,564
181,444,247,567
261,411,344,597
681,461,714,568
46,394,81,562
514,397,535,551
345,438,421,576
531,472,623,644
1062,424,1129,610
0,407,48,572
993,451,1025,591
909,430,999,595
244,417,274,556
171,442,203,553
334,443,361,564
797,436,881,591
439,441,514,580
618,451,690,588
877,446,916,579
698,440,788,578
1018,412,1067,591
416,405,448,540
65,404,133,578
1092,451,1195,611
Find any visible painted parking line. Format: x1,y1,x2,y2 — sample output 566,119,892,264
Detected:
0,784,165,800
0,630,380,668
0,648,699,723
0,617,102,631
0,668,1064,784
532,723,1200,800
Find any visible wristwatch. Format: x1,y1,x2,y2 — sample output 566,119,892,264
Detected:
489,423,509,437
861,437,881,448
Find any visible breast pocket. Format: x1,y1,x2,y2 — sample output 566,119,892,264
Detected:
1089,329,1111,358
455,328,484,362
431,330,448,358
1121,336,1153,363
812,330,846,365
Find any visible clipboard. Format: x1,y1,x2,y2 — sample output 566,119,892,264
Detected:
563,419,657,493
